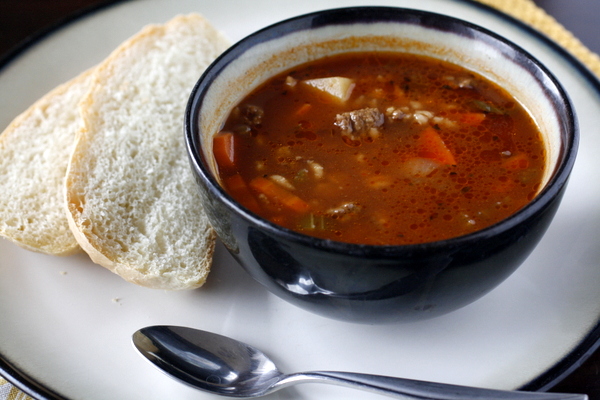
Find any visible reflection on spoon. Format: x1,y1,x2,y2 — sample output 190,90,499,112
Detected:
132,325,587,399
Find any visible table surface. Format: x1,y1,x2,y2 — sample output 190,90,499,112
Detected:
0,0,599,398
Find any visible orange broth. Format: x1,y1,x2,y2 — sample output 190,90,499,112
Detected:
213,52,546,245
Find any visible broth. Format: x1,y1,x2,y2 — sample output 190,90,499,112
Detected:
213,52,545,245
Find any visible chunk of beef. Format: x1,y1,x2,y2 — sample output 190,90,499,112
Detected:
325,202,363,221
240,104,264,126
334,107,384,141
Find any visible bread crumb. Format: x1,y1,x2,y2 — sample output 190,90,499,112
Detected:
60,271,68,275
112,297,122,305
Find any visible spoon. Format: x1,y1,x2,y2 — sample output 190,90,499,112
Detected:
132,325,587,399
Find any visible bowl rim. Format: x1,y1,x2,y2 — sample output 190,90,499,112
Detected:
184,5,579,256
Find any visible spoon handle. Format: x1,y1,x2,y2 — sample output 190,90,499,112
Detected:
278,371,587,400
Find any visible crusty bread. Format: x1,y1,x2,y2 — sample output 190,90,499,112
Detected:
0,69,94,255
65,14,230,290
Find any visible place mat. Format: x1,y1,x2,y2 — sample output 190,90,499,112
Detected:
1,0,598,399
0,378,30,400
479,0,600,78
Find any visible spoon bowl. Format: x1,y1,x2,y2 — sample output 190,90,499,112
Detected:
132,325,587,399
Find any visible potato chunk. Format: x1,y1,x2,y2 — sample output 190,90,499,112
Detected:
302,77,355,102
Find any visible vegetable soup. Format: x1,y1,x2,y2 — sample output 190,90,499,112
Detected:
213,52,546,245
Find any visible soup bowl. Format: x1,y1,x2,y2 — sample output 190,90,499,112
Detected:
184,7,578,323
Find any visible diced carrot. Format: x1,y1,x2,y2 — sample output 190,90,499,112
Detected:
503,153,529,170
224,174,261,214
457,112,486,126
392,84,405,101
249,176,310,213
213,131,236,171
493,178,515,193
295,103,312,116
417,126,457,165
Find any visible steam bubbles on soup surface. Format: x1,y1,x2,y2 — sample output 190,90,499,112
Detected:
213,52,545,245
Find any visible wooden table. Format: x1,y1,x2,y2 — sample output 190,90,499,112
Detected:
0,0,599,398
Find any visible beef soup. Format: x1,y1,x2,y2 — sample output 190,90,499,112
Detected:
186,7,577,322
213,52,546,245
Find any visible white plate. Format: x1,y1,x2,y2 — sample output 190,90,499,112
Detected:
1,0,600,399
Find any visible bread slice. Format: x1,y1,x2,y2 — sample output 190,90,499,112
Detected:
65,14,230,290
0,69,94,255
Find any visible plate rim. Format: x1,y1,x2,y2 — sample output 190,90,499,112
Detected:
1,0,599,398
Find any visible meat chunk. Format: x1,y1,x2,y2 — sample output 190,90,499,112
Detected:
334,107,384,143
238,104,264,127
325,202,363,221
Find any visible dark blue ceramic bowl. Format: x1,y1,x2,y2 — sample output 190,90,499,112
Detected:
185,7,578,323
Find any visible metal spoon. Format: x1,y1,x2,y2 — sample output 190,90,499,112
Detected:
132,325,587,399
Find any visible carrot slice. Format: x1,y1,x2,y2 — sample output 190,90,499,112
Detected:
417,127,457,165
249,176,310,213
503,153,529,170
493,177,515,193
295,103,312,116
225,174,261,214
457,112,486,126
213,132,236,171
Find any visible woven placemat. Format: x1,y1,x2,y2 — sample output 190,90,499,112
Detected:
478,0,600,78
1,0,598,399
0,378,30,400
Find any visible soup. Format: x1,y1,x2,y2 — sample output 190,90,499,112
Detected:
212,52,545,245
